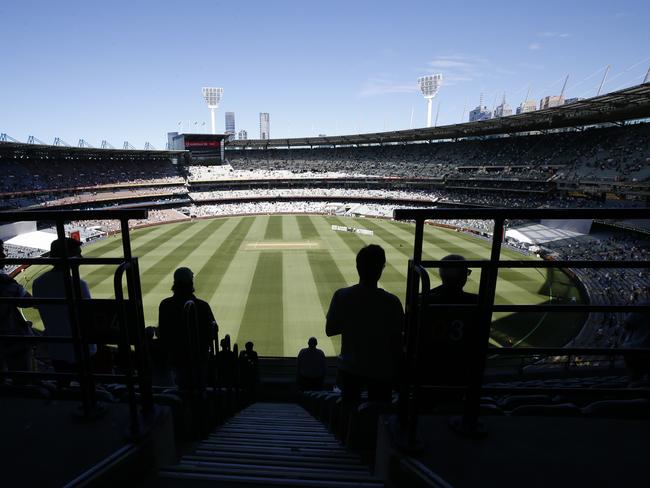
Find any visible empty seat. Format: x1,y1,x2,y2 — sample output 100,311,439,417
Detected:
511,403,581,417
498,395,552,410
582,399,650,419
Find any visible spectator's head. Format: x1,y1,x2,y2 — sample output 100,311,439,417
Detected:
439,254,471,290
49,237,82,264
308,337,317,348
172,266,194,294
356,244,385,284
0,239,5,261
245,341,254,351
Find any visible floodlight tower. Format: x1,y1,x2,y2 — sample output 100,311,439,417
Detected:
202,87,224,134
418,74,443,128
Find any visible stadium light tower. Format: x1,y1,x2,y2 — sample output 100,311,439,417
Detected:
202,87,223,134
418,74,443,128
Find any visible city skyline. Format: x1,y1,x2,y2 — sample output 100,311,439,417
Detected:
1,0,649,146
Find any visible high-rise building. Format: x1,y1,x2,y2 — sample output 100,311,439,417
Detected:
494,94,513,118
469,95,492,121
259,113,270,139
225,112,236,140
539,95,564,110
564,97,584,105
516,100,538,114
238,129,248,140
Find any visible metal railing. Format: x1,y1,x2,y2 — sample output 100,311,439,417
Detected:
0,209,153,437
393,207,650,442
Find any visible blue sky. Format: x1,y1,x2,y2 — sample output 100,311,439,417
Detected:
1,0,649,147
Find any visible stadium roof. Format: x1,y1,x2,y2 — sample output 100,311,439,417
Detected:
0,142,185,160
227,82,650,149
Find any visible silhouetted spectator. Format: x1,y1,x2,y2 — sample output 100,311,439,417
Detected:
33,238,96,385
297,337,327,390
0,240,34,377
239,341,259,400
326,244,403,404
158,267,217,389
421,254,479,386
218,334,237,387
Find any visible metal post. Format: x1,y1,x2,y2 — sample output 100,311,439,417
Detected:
55,220,95,417
456,218,504,436
114,262,139,438
120,218,153,414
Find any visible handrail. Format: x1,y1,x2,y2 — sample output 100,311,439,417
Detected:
400,457,455,488
0,209,153,437
393,207,650,220
417,259,647,268
401,263,430,443
419,385,650,397
0,209,148,221
113,261,140,437
0,257,135,266
62,443,138,488
394,206,650,442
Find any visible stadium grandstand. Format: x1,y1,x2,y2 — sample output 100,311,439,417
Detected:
1,74,650,488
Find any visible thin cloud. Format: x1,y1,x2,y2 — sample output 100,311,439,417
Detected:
538,32,570,38
359,78,418,97
425,54,490,85
529,43,542,51
360,53,514,96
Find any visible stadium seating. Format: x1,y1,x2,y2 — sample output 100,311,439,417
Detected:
226,124,650,182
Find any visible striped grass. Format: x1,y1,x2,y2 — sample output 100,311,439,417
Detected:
16,215,584,356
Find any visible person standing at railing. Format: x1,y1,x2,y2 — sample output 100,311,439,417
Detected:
218,335,237,387
297,337,327,391
32,238,96,386
420,254,479,389
239,341,259,401
326,244,403,404
0,239,34,377
157,267,218,390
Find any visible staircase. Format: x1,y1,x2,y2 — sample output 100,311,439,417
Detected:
156,403,384,487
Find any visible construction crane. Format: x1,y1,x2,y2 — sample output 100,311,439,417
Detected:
596,65,611,96
560,74,569,99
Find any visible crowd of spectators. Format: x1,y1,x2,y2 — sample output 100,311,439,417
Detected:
189,188,439,202
226,124,650,182
185,164,363,181
0,157,184,194
542,231,650,350
1,243,43,274
67,209,189,234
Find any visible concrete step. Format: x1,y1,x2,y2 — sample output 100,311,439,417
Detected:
184,454,364,469
157,470,384,488
160,463,381,482
156,402,382,488
195,445,359,460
